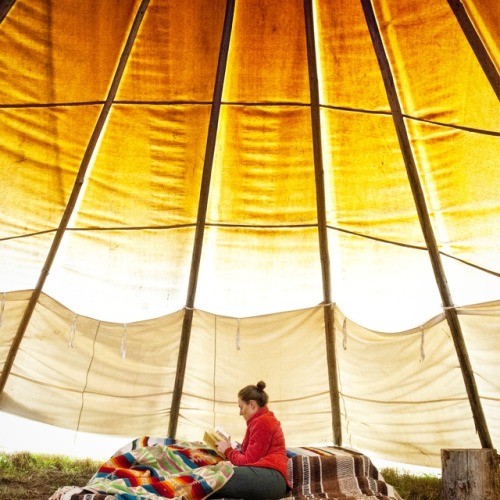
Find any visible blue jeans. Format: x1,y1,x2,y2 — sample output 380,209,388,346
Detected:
210,465,288,500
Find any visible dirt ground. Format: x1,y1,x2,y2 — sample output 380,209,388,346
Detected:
0,469,91,500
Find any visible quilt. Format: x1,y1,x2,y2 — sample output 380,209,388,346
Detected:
49,438,234,500
50,437,402,500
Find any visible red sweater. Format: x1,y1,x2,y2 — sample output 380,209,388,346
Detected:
224,406,291,488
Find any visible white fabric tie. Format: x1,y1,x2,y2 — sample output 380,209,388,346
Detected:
0,292,5,328
420,326,426,362
236,318,241,350
342,318,348,350
121,324,128,359
68,314,78,348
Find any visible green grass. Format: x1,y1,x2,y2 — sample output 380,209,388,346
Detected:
381,467,443,500
0,451,445,499
0,451,100,500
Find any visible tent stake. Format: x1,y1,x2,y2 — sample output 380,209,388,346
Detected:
0,0,151,397
304,0,342,447
168,0,236,440
360,0,493,449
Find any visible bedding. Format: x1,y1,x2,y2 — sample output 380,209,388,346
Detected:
49,437,401,500
49,438,234,500
286,446,402,499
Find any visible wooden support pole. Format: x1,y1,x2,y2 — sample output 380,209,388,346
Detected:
442,449,500,499
0,0,151,396
303,0,342,446
0,0,16,23
360,0,493,449
447,0,500,101
168,0,235,439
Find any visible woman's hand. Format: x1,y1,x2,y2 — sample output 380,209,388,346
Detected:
217,436,232,455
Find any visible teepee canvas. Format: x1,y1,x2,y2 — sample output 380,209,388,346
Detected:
0,0,499,467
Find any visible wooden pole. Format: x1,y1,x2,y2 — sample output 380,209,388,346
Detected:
168,0,235,439
360,0,493,448
0,0,151,396
0,0,16,23
304,0,342,446
442,449,500,499
447,0,500,101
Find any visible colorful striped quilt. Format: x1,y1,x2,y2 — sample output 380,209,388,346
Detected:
49,438,234,500
50,438,401,500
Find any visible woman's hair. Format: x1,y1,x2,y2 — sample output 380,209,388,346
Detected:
238,380,269,407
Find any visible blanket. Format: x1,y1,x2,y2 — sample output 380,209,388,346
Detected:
49,438,234,500
50,437,401,500
286,446,402,499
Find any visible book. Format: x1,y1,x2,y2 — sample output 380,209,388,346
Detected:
203,428,230,455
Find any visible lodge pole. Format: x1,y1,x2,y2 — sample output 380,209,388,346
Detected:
168,0,236,439
304,0,343,446
360,0,492,449
0,0,151,396
447,0,500,101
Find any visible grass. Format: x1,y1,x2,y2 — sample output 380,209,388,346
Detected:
381,467,443,499
0,451,445,499
0,451,100,500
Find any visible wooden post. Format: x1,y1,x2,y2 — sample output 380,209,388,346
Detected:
442,449,499,499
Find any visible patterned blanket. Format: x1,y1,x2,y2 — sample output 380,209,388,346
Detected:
50,438,401,500
49,438,234,500
286,446,402,499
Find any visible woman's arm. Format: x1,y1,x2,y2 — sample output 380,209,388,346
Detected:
223,421,275,465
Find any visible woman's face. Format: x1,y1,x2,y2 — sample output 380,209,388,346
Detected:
238,398,258,421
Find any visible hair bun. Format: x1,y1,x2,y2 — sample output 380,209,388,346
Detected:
238,381,269,407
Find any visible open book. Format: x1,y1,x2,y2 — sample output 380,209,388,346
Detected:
203,428,231,456
203,429,240,456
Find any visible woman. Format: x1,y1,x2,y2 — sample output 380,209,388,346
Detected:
210,381,291,500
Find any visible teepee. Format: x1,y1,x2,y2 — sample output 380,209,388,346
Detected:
0,0,499,468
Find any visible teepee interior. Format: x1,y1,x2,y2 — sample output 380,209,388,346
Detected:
0,0,499,468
